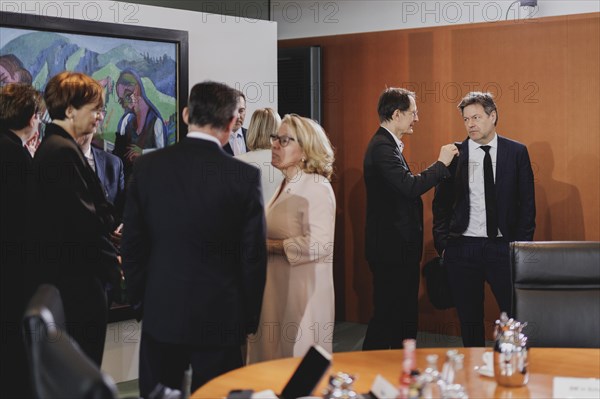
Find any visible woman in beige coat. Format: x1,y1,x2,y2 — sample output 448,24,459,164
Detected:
247,114,336,363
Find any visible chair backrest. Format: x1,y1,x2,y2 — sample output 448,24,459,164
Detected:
511,241,600,348
22,284,119,399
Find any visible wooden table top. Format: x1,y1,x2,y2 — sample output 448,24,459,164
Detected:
192,347,600,398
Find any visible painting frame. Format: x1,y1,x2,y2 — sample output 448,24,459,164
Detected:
0,10,189,145
1,10,189,322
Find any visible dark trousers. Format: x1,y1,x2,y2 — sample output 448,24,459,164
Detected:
445,236,512,347
59,276,108,366
1,258,34,398
363,255,421,350
139,331,243,398
1,304,33,399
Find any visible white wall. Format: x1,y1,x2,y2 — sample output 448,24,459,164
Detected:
2,0,278,116
2,0,277,383
274,0,600,39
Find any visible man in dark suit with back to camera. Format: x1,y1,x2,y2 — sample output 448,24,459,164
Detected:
121,81,267,396
433,92,535,347
363,87,459,350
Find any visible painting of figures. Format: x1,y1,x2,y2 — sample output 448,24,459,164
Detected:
0,12,188,181
0,11,188,320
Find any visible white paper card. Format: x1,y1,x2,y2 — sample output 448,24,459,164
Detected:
553,377,600,398
251,390,279,399
370,374,399,399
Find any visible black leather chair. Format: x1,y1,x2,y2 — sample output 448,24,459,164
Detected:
511,241,600,348
22,284,119,399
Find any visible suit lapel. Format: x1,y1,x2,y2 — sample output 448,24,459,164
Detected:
92,147,106,183
223,142,233,155
377,127,409,170
495,135,508,198
456,138,470,198
401,153,410,172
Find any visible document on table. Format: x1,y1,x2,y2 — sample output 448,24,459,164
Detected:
553,376,600,398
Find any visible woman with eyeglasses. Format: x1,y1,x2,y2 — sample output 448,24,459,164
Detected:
247,114,336,363
235,108,284,204
30,71,120,366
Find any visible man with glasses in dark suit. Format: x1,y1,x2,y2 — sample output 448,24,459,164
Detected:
363,87,458,350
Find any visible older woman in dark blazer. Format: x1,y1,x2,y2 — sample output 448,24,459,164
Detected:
31,71,119,366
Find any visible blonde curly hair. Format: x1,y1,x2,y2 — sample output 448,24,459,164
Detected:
281,114,334,180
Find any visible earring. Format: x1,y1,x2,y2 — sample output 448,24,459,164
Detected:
301,157,306,163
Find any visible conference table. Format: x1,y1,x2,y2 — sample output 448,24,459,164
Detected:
192,347,600,398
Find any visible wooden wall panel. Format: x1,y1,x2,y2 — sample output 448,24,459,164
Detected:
279,13,600,337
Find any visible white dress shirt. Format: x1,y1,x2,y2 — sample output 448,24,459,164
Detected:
228,128,247,156
464,133,502,237
381,126,404,153
83,146,96,172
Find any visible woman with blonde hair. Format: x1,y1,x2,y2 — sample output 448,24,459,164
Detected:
247,114,336,363
236,108,283,204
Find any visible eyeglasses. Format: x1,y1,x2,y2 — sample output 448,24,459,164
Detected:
404,109,418,118
270,134,297,147
93,107,107,118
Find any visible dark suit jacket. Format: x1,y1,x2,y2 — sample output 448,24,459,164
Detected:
364,127,450,264
0,128,32,252
0,129,34,394
31,124,119,283
432,135,536,255
91,145,125,218
121,136,267,346
223,127,247,156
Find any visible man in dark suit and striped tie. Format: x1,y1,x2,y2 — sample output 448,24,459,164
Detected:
433,92,536,347
363,87,458,350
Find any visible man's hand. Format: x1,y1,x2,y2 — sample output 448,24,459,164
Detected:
124,144,143,162
438,144,459,166
110,223,123,248
25,131,41,157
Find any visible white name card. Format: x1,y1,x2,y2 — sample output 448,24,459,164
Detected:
553,377,600,398
251,390,278,399
370,374,399,399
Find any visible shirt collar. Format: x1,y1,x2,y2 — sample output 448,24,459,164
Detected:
187,131,222,147
381,126,404,153
469,133,498,152
230,127,243,139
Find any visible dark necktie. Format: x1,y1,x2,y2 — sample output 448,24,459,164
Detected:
480,145,498,238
